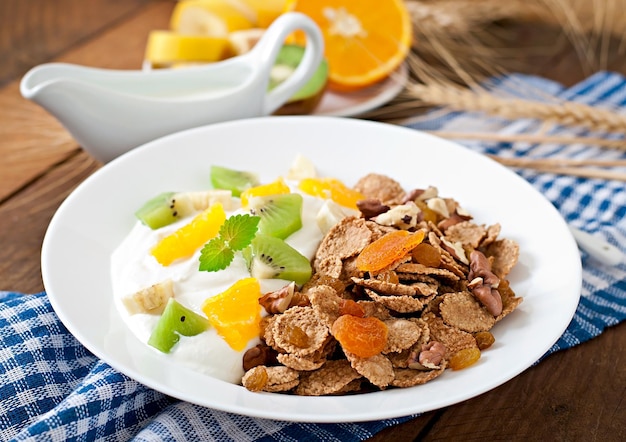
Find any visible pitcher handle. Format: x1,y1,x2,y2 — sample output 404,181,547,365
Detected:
252,12,324,115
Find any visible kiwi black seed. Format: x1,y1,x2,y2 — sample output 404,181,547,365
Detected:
248,193,303,239
248,233,312,285
135,191,179,229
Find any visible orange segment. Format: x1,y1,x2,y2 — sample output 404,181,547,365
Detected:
151,203,226,266
284,0,412,91
356,229,425,273
201,277,262,351
298,177,364,209
240,177,291,208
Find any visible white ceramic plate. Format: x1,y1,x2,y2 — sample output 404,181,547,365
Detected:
42,117,581,423
312,63,407,117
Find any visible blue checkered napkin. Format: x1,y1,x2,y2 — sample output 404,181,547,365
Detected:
0,291,175,442
2,72,625,442
0,290,413,441
405,71,626,354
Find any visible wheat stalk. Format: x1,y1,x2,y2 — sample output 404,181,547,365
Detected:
403,0,626,84
405,82,626,134
427,131,626,151
406,0,545,35
488,155,626,181
374,0,626,135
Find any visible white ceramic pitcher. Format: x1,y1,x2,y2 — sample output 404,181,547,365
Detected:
20,12,324,163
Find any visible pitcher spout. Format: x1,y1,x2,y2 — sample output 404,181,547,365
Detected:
20,65,157,162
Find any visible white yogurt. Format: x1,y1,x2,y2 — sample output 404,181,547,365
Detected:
111,191,331,383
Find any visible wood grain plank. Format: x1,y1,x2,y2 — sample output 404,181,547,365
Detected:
0,152,100,293
0,1,174,202
416,324,626,441
0,0,154,86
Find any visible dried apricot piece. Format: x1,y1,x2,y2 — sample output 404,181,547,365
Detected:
449,347,481,370
356,230,425,273
331,315,388,358
339,299,365,317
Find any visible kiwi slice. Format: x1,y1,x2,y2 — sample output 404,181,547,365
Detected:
135,192,179,229
248,193,303,239
269,44,329,115
246,233,312,285
135,190,232,229
148,298,210,353
210,165,259,197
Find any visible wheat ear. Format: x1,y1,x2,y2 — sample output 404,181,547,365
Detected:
406,82,626,135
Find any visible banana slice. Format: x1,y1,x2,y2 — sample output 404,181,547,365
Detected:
239,0,287,27
316,199,352,234
122,279,175,315
145,31,231,65
287,154,317,180
170,0,254,36
228,28,266,55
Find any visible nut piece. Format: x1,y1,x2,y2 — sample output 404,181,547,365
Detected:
468,250,502,316
440,237,469,265
242,344,277,371
259,282,295,314
426,197,450,218
471,284,503,317
357,199,390,219
468,250,500,287
407,341,446,370
373,202,420,230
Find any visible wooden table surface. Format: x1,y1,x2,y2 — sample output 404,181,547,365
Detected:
1,1,624,440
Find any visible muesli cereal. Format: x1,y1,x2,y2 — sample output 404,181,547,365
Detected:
241,174,523,395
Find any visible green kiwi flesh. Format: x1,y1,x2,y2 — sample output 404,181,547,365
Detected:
135,192,179,229
148,298,210,353
210,165,259,197
269,44,329,115
248,193,303,239
247,233,312,285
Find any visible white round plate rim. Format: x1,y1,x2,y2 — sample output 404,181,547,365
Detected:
41,116,582,423
312,63,407,117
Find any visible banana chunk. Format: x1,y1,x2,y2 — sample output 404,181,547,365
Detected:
122,279,175,315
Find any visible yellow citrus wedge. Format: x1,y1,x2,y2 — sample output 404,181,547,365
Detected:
240,177,291,208
144,31,232,65
171,0,254,36
298,177,364,209
201,277,263,351
151,203,226,266
284,0,412,91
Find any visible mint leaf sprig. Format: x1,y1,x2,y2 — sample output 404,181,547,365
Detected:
199,214,260,272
